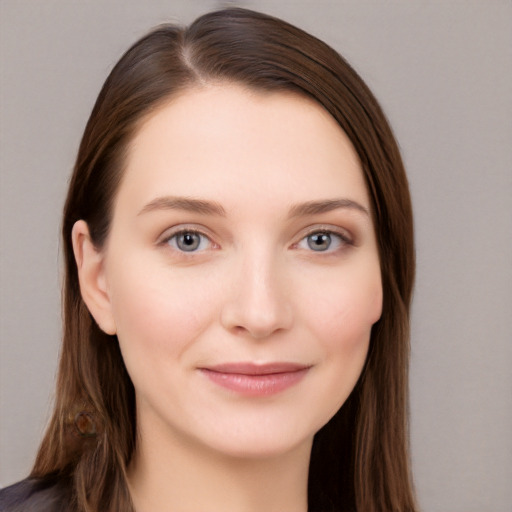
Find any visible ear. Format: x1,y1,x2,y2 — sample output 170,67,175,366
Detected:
71,220,117,335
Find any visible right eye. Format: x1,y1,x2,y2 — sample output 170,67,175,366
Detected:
295,229,352,254
164,230,212,253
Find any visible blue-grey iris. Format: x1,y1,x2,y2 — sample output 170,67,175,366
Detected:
307,233,331,251
177,232,201,251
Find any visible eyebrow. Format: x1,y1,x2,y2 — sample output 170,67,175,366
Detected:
138,196,369,218
138,196,226,217
288,198,369,218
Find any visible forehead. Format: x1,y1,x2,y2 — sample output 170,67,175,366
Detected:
118,83,369,214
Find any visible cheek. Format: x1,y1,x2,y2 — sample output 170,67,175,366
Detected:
107,260,222,363
294,268,382,428
307,269,382,353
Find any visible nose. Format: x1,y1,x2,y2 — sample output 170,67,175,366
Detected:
220,251,293,339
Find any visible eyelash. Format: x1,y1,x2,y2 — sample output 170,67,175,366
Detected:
159,227,353,255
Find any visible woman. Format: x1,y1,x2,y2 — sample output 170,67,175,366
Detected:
0,7,416,512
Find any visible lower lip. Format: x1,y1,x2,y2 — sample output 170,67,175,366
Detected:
200,368,309,396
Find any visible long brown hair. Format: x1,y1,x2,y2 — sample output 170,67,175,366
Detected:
31,7,416,511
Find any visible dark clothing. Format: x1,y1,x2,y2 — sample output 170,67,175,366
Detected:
0,475,72,512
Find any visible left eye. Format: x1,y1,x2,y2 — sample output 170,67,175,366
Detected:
297,231,347,252
166,231,211,252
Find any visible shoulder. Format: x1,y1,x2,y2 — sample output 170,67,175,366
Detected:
0,475,72,512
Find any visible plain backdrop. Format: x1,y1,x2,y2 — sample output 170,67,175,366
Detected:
1,1,511,511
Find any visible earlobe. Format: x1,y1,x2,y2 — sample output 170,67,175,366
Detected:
71,220,117,335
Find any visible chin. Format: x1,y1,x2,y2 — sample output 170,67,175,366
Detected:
189,412,322,462
206,433,313,461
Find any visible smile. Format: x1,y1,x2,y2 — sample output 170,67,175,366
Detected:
199,362,311,396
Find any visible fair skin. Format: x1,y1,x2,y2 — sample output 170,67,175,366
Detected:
72,84,382,512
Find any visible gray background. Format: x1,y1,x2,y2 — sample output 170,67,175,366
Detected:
1,1,511,511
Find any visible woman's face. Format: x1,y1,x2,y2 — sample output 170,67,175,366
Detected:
79,84,382,459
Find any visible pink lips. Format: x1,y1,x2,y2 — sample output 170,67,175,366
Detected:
199,362,310,396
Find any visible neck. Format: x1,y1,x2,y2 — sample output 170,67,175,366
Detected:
127,416,311,512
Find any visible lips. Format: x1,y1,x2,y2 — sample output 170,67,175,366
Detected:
199,362,311,396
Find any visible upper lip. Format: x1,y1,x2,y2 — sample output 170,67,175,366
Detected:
201,362,311,375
